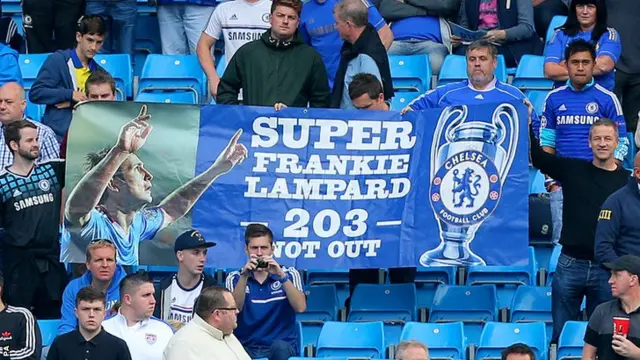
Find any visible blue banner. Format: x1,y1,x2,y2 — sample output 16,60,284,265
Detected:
194,102,529,269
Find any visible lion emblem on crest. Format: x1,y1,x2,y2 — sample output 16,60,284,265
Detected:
452,168,481,208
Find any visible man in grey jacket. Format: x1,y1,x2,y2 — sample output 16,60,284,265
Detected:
370,0,459,74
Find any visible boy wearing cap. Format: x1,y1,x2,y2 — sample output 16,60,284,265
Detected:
154,230,217,326
584,255,640,360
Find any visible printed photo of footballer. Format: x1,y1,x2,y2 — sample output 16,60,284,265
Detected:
61,104,248,265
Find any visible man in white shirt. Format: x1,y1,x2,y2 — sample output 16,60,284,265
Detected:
103,272,174,360
195,0,272,98
163,285,250,360
154,229,217,326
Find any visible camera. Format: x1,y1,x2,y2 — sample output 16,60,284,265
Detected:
256,258,269,269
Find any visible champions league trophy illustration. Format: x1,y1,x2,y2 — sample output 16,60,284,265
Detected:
420,103,520,266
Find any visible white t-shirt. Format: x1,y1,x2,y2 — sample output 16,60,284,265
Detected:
103,313,174,360
204,0,273,65
167,277,204,325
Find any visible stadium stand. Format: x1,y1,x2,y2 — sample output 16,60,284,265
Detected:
94,54,133,100
297,284,340,350
388,54,432,93
512,55,553,92
315,321,385,358
38,319,61,347
399,322,466,360
438,54,508,85
510,286,553,343
476,322,548,360
556,321,587,360
137,54,207,104
18,53,48,121
305,269,350,307
415,266,457,314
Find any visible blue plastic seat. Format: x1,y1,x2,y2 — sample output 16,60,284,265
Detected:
624,132,636,171
134,14,162,76
1,0,21,14
546,16,567,43
19,53,50,90
135,91,198,104
138,55,206,103
546,245,562,286
512,55,553,91
415,266,456,310
94,54,133,99
476,322,548,360
466,247,537,309
510,286,552,343
526,90,549,116
438,55,507,86
348,283,417,348
38,319,61,347
388,54,432,93
557,321,587,360
306,269,349,307
316,321,385,358
400,322,466,360
390,92,421,111
297,285,339,349
429,285,498,346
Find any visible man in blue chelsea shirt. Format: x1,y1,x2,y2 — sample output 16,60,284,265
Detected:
225,224,306,360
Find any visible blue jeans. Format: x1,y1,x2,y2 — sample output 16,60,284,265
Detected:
551,253,612,343
157,4,215,55
85,0,137,56
549,187,563,245
388,40,449,75
245,340,297,360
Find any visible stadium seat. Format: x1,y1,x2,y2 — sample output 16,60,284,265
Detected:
415,266,457,310
438,55,507,86
526,90,549,118
136,265,178,284
94,54,133,99
138,55,206,104
546,16,567,43
348,283,417,348
529,167,546,194
546,245,562,286
134,14,162,76
429,285,498,346
306,269,349,307
466,247,537,309
512,55,553,91
297,285,339,349
510,286,552,343
476,322,548,360
316,321,385,358
557,321,587,360
400,322,466,360
25,100,45,122
623,132,636,171
388,54,432,93
135,91,198,104
1,0,21,14
390,92,421,111
19,53,50,90
38,319,61,347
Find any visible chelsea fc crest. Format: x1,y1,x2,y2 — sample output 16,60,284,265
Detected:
430,150,502,226
38,179,50,191
586,102,599,114
271,281,282,291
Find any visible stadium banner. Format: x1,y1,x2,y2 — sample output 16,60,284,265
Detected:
62,101,529,268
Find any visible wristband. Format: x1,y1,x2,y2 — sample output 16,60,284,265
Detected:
279,273,291,283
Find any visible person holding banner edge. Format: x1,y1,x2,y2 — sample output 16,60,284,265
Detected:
62,104,248,266
527,99,629,343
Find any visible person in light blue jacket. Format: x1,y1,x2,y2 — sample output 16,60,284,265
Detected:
0,43,22,86
58,239,127,335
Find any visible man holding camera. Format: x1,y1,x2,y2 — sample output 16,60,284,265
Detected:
225,224,306,360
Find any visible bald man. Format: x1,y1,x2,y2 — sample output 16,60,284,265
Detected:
0,82,60,168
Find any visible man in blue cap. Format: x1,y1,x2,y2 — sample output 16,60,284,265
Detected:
154,229,217,327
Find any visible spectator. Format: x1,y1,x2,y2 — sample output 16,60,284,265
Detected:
595,153,640,265
196,0,271,98
47,287,133,360
402,40,531,113
583,255,640,360
225,224,306,360
529,109,628,344
540,39,628,248
299,0,393,89
22,0,84,53
85,0,137,56
0,43,21,86
0,82,59,168
30,15,106,141
159,0,217,56
349,73,389,110
395,340,428,360
608,1,640,135
456,0,543,67
533,0,568,39
163,286,250,360
330,0,393,109
371,0,458,75
155,230,217,325
0,269,42,360
59,239,127,335
60,70,116,159
216,0,330,108
544,0,619,91
0,120,67,319
502,343,535,360
0,9,25,52
103,273,174,360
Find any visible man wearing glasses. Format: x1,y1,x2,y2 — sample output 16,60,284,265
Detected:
163,285,250,360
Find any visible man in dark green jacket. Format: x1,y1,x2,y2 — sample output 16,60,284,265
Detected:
216,0,330,108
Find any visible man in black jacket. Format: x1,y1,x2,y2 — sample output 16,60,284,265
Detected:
154,230,217,327
216,0,330,108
